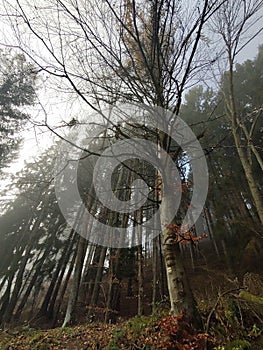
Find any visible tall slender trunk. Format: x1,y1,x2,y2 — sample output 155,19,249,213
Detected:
88,246,107,316
104,248,121,323
85,245,102,306
204,207,220,258
137,244,143,316
151,237,158,314
37,230,76,318
47,232,77,318
137,208,144,316
158,234,166,299
52,245,78,327
0,201,46,323
15,248,50,320
232,129,263,225
81,244,96,303
3,244,32,323
0,277,13,323
227,57,263,225
62,236,87,327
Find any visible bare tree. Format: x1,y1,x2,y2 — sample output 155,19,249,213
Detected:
212,0,263,225
2,0,229,325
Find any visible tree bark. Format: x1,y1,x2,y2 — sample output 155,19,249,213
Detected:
228,56,263,225
88,246,107,316
151,237,158,314
52,245,78,327
46,231,77,319
160,188,202,328
62,236,87,327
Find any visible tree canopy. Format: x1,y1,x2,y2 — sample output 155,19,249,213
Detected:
0,50,37,171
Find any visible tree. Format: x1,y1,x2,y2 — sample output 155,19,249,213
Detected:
221,46,263,173
5,0,261,327
180,47,263,272
0,50,37,171
0,145,68,324
213,0,263,225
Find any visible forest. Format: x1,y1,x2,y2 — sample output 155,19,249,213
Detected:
0,0,262,349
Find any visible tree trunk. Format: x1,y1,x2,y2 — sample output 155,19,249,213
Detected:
36,231,76,319
15,250,48,320
104,248,121,323
160,189,202,328
232,129,263,225
227,52,263,226
62,236,87,327
47,232,77,319
136,206,144,316
158,235,166,300
88,246,107,316
137,244,144,316
204,207,220,258
52,245,78,327
0,277,13,323
151,237,158,314
3,245,32,323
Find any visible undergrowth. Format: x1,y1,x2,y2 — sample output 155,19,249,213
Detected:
0,297,262,350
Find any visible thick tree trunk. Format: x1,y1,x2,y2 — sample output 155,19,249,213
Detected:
160,189,202,328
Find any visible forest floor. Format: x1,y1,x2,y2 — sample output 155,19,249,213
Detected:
0,309,262,350
1,269,263,349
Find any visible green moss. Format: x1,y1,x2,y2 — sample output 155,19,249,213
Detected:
105,328,127,350
126,315,151,335
224,339,251,350
105,315,159,349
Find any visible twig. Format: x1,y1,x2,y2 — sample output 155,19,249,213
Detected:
205,287,244,333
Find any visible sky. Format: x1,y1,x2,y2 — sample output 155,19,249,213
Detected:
0,0,263,179
10,35,262,174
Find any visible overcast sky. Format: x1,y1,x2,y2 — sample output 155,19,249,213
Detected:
0,1,262,179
